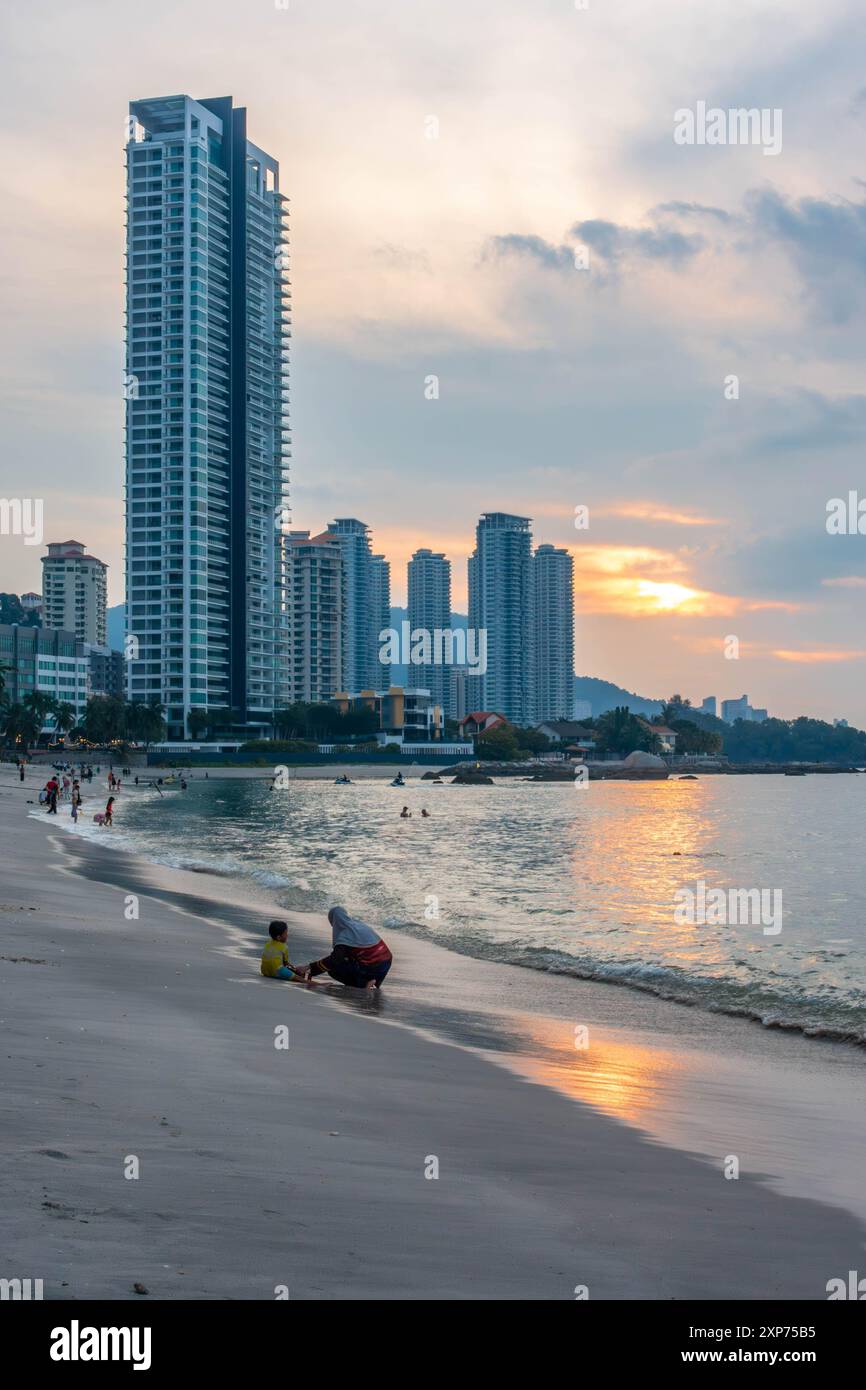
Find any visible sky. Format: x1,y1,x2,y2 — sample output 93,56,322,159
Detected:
1,0,865,722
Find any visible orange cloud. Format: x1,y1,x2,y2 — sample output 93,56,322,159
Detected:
603,502,724,527
773,648,866,664
572,544,741,617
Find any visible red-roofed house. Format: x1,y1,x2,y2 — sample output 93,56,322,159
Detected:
459,711,508,739
638,719,678,753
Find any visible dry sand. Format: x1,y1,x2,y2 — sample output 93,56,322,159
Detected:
1,766,863,1300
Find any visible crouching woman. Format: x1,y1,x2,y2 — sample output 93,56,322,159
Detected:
304,906,393,990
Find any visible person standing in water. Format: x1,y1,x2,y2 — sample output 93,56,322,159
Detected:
104,796,115,827
300,907,393,990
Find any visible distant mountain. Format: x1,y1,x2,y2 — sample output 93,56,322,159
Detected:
574,676,663,718
107,603,125,652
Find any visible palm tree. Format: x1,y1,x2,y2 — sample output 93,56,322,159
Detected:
23,691,57,747
3,701,40,751
186,708,210,741
54,702,77,744
140,699,166,750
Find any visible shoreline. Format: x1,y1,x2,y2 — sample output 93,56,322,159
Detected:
2,770,865,1297
44,772,866,1051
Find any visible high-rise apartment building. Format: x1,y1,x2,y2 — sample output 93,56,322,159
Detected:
720,694,768,723
286,531,343,704
532,543,574,722
124,95,290,739
322,519,382,693
41,541,108,647
467,513,533,724
369,553,391,684
407,548,452,718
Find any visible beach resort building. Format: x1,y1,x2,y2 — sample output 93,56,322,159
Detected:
408,549,452,719
124,94,290,740
532,543,575,723
41,541,108,648
468,513,533,725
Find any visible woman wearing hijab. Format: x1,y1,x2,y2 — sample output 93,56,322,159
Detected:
302,907,393,989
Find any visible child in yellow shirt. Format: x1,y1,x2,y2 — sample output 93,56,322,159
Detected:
260,921,308,982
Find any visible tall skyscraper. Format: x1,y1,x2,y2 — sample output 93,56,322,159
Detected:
324,519,382,693
124,95,290,739
532,543,574,722
468,513,533,724
369,553,391,684
41,540,108,647
286,531,343,704
408,548,452,718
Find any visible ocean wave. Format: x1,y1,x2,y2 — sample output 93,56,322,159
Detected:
387,919,866,1047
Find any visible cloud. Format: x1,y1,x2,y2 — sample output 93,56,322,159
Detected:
773,648,866,663
484,214,705,278
745,186,866,322
602,502,724,527
482,234,577,273
822,575,866,588
569,543,778,618
572,218,705,267
650,201,732,223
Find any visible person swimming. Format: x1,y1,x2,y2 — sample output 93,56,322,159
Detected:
400,806,411,818
300,907,392,990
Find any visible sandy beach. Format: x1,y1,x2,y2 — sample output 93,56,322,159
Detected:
1,764,864,1301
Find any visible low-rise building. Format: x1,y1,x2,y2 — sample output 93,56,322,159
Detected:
331,686,444,742
0,624,89,732
458,711,507,739
537,720,596,753
638,719,678,753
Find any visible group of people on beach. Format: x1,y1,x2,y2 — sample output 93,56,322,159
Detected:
36,763,117,827
261,907,393,991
